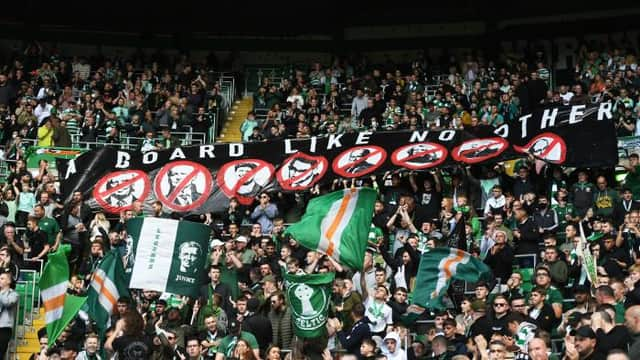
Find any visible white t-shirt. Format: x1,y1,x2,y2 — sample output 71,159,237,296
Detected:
364,297,393,333
560,92,574,105
34,104,53,123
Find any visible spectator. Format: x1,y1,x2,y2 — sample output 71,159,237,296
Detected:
250,192,278,234
240,111,258,142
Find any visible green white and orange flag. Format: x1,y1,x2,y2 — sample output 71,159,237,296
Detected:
285,187,377,270
39,244,86,346
412,247,492,309
87,250,129,333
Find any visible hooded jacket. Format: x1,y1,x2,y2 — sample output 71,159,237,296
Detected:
381,332,407,360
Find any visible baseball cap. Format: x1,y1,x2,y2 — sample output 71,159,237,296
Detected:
210,239,224,248
235,235,248,243
574,326,596,339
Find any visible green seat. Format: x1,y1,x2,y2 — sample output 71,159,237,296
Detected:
518,268,534,283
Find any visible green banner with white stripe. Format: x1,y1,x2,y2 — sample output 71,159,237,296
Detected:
285,187,377,271
127,218,210,297
412,247,492,309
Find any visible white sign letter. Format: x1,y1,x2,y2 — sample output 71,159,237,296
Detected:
310,136,317,153
494,124,509,138
409,131,429,142
327,134,344,150
519,114,532,138
115,151,130,168
199,145,215,158
169,148,186,160
64,159,76,179
541,108,558,129
143,151,158,164
355,131,372,145
438,130,455,142
598,102,613,120
569,105,586,124
284,139,298,154
229,143,244,157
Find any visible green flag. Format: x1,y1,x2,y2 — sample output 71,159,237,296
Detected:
87,250,130,333
412,247,492,309
285,187,376,270
39,245,87,346
127,218,210,297
284,272,335,338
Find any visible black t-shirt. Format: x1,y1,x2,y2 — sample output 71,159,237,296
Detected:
416,189,442,222
112,335,153,360
26,229,48,260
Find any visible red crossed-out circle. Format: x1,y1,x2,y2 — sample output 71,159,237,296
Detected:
332,145,387,178
391,142,448,170
451,137,509,164
154,160,213,212
513,133,567,164
276,152,328,191
94,170,151,214
217,159,275,205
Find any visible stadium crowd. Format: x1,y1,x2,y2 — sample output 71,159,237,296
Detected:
2,38,640,360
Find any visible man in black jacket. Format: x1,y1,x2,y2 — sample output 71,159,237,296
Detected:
527,287,557,332
199,265,233,315
470,294,511,341
358,98,382,129
335,303,372,354
241,298,272,353
484,230,514,282
0,192,8,227
513,207,540,255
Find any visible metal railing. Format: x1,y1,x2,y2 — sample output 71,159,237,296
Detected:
70,130,207,150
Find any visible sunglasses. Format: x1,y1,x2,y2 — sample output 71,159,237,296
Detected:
493,303,508,307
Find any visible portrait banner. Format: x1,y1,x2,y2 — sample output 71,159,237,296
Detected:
127,217,209,297
59,103,618,215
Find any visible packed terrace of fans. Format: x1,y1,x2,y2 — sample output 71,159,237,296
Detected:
1,40,640,360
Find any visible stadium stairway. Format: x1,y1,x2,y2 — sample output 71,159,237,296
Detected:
15,307,45,359
219,97,253,143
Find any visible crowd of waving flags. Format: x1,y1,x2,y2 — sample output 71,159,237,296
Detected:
38,187,492,344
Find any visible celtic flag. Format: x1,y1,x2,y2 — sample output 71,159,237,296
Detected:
284,272,335,338
578,221,598,285
515,322,537,353
285,187,376,270
39,245,87,346
412,247,492,309
87,250,129,334
127,218,210,297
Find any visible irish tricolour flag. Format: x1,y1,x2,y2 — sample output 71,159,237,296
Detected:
286,187,377,270
87,250,129,334
39,245,86,346
412,247,492,309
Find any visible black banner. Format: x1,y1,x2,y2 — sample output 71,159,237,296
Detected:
60,103,617,214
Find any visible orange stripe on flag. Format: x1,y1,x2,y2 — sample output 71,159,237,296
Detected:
43,294,65,310
93,273,117,308
442,249,465,279
324,191,354,256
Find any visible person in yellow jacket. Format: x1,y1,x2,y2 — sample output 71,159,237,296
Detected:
37,116,56,147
